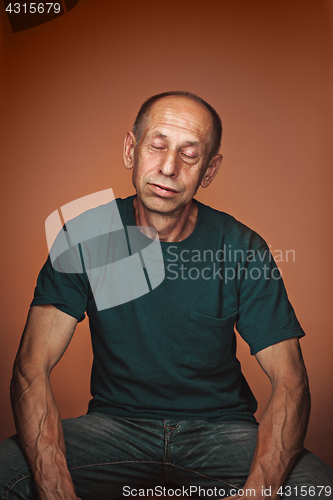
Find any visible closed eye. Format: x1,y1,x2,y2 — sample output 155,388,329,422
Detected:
181,152,197,163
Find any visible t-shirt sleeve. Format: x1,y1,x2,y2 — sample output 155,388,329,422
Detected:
31,254,89,322
235,232,305,355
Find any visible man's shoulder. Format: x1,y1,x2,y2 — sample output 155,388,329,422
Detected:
197,200,267,251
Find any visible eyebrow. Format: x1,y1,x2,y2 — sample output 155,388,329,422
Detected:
183,140,200,147
152,132,200,147
153,132,167,139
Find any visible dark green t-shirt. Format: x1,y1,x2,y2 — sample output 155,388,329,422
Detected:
32,196,304,422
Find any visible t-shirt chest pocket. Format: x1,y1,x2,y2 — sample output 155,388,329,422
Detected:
182,311,237,372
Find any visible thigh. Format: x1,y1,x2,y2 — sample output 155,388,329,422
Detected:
0,433,39,500
64,413,166,499
280,449,333,500
0,413,166,500
169,419,258,497
169,420,333,500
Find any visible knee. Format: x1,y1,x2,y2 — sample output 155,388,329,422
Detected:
0,435,36,500
286,449,333,496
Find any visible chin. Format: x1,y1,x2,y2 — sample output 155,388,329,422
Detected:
140,195,181,214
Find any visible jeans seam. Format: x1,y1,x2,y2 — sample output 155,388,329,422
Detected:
68,460,240,490
69,459,240,490
167,436,172,482
6,474,32,500
4,461,163,499
165,421,181,436
69,459,163,470
164,420,170,483
4,460,249,497
168,463,240,489
163,419,182,484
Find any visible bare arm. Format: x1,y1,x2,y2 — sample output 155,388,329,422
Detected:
225,337,310,499
10,304,81,500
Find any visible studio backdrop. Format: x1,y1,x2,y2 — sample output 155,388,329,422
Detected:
1,0,332,467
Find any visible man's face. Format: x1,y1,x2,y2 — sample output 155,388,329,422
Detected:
126,96,216,216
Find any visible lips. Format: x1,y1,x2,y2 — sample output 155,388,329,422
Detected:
152,183,178,193
148,183,179,198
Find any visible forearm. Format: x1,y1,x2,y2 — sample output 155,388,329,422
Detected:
245,374,310,498
10,362,78,499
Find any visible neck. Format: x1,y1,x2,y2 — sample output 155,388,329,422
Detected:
133,197,198,242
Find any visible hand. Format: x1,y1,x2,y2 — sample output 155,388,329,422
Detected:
38,491,82,500
35,473,82,500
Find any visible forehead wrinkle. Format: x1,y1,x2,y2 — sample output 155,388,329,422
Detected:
149,130,200,148
147,123,208,145
160,115,210,137
151,106,211,130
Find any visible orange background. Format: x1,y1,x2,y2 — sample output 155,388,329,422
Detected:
1,0,332,469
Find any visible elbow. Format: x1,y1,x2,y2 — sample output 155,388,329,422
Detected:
10,356,27,409
10,355,47,410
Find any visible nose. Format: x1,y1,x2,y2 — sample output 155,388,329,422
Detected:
159,150,178,177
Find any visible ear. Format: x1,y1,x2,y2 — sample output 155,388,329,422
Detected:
200,154,223,188
123,131,137,170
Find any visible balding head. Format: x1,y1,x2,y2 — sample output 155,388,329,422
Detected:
133,91,222,163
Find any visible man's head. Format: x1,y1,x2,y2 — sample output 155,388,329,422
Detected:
133,91,222,162
123,92,223,216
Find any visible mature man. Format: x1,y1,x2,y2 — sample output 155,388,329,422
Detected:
0,91,332,500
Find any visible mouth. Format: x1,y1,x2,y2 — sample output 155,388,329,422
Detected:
151,183,178,193
148,183,179,198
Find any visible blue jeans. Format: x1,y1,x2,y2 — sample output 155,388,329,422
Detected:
0,413,332,499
